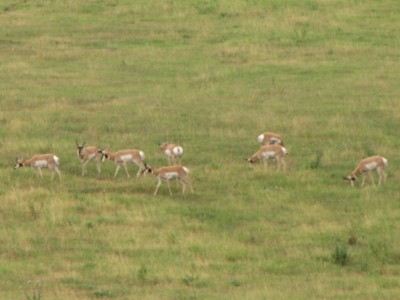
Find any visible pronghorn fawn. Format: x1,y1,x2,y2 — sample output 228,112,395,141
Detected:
343,155,388,187
257,132,284,146
159,142,184,165
145,164,193,195
76,140,102,176
14,154,62,180
246,144,288,172
98,148,147,178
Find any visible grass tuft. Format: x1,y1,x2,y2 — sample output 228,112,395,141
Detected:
332,245,349,266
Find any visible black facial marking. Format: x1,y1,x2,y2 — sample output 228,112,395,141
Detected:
78,146,84,156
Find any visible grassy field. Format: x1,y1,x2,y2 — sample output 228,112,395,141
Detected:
1,0,400,299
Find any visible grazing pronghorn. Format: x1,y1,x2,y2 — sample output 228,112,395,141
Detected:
76,140,102,176
14,154,62,180
343,155,388,187
159,142,184,165
98,148,147,178
257,132,284,146
145,164,193,195
246,144,288,171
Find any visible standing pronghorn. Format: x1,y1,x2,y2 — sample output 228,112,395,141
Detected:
159,142,184,165
14,154,62,180
343,155,388,187
246,144,288,172
76,140,102,176
144,164,193,195
257,132,284,146
98,148,147,178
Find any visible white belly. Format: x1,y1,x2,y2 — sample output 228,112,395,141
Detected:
120,154,133,162
262,151,276,159
34,160,48,168
162,172,179,180
269,137,281,144
365,162,377,171
88,153,96,160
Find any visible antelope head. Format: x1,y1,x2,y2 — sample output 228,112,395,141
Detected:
158,142,168,150
98,148,107,162
14,157,24,169
343,175,356,186
76,139,86,157
244,157,257,164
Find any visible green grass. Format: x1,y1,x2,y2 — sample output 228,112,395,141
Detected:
1,0,400,299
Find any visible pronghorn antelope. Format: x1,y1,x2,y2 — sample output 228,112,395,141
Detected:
76,140,102,176
14,154,61,180
159,142,184,165
144,164,193,195
343,155,388,187
246,144,288,172
98,148,147,178
257,132,284,146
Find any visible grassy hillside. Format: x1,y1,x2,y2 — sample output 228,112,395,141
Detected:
1,0,400,299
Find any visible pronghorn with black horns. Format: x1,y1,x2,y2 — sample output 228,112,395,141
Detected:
98,148,147,178
246,144,288,172
14,153,62,180
144,163,193,195
343,155,388,187
76,139,103,176
159,142,184,165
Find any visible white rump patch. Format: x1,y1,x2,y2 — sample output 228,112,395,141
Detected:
173,146,183,156
382,157,388,167
34,160,48,168
281,147,288,155
365,162,377,171
53,156,60,165
182,166,189,174
139,151,145,160
257,134,265,144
